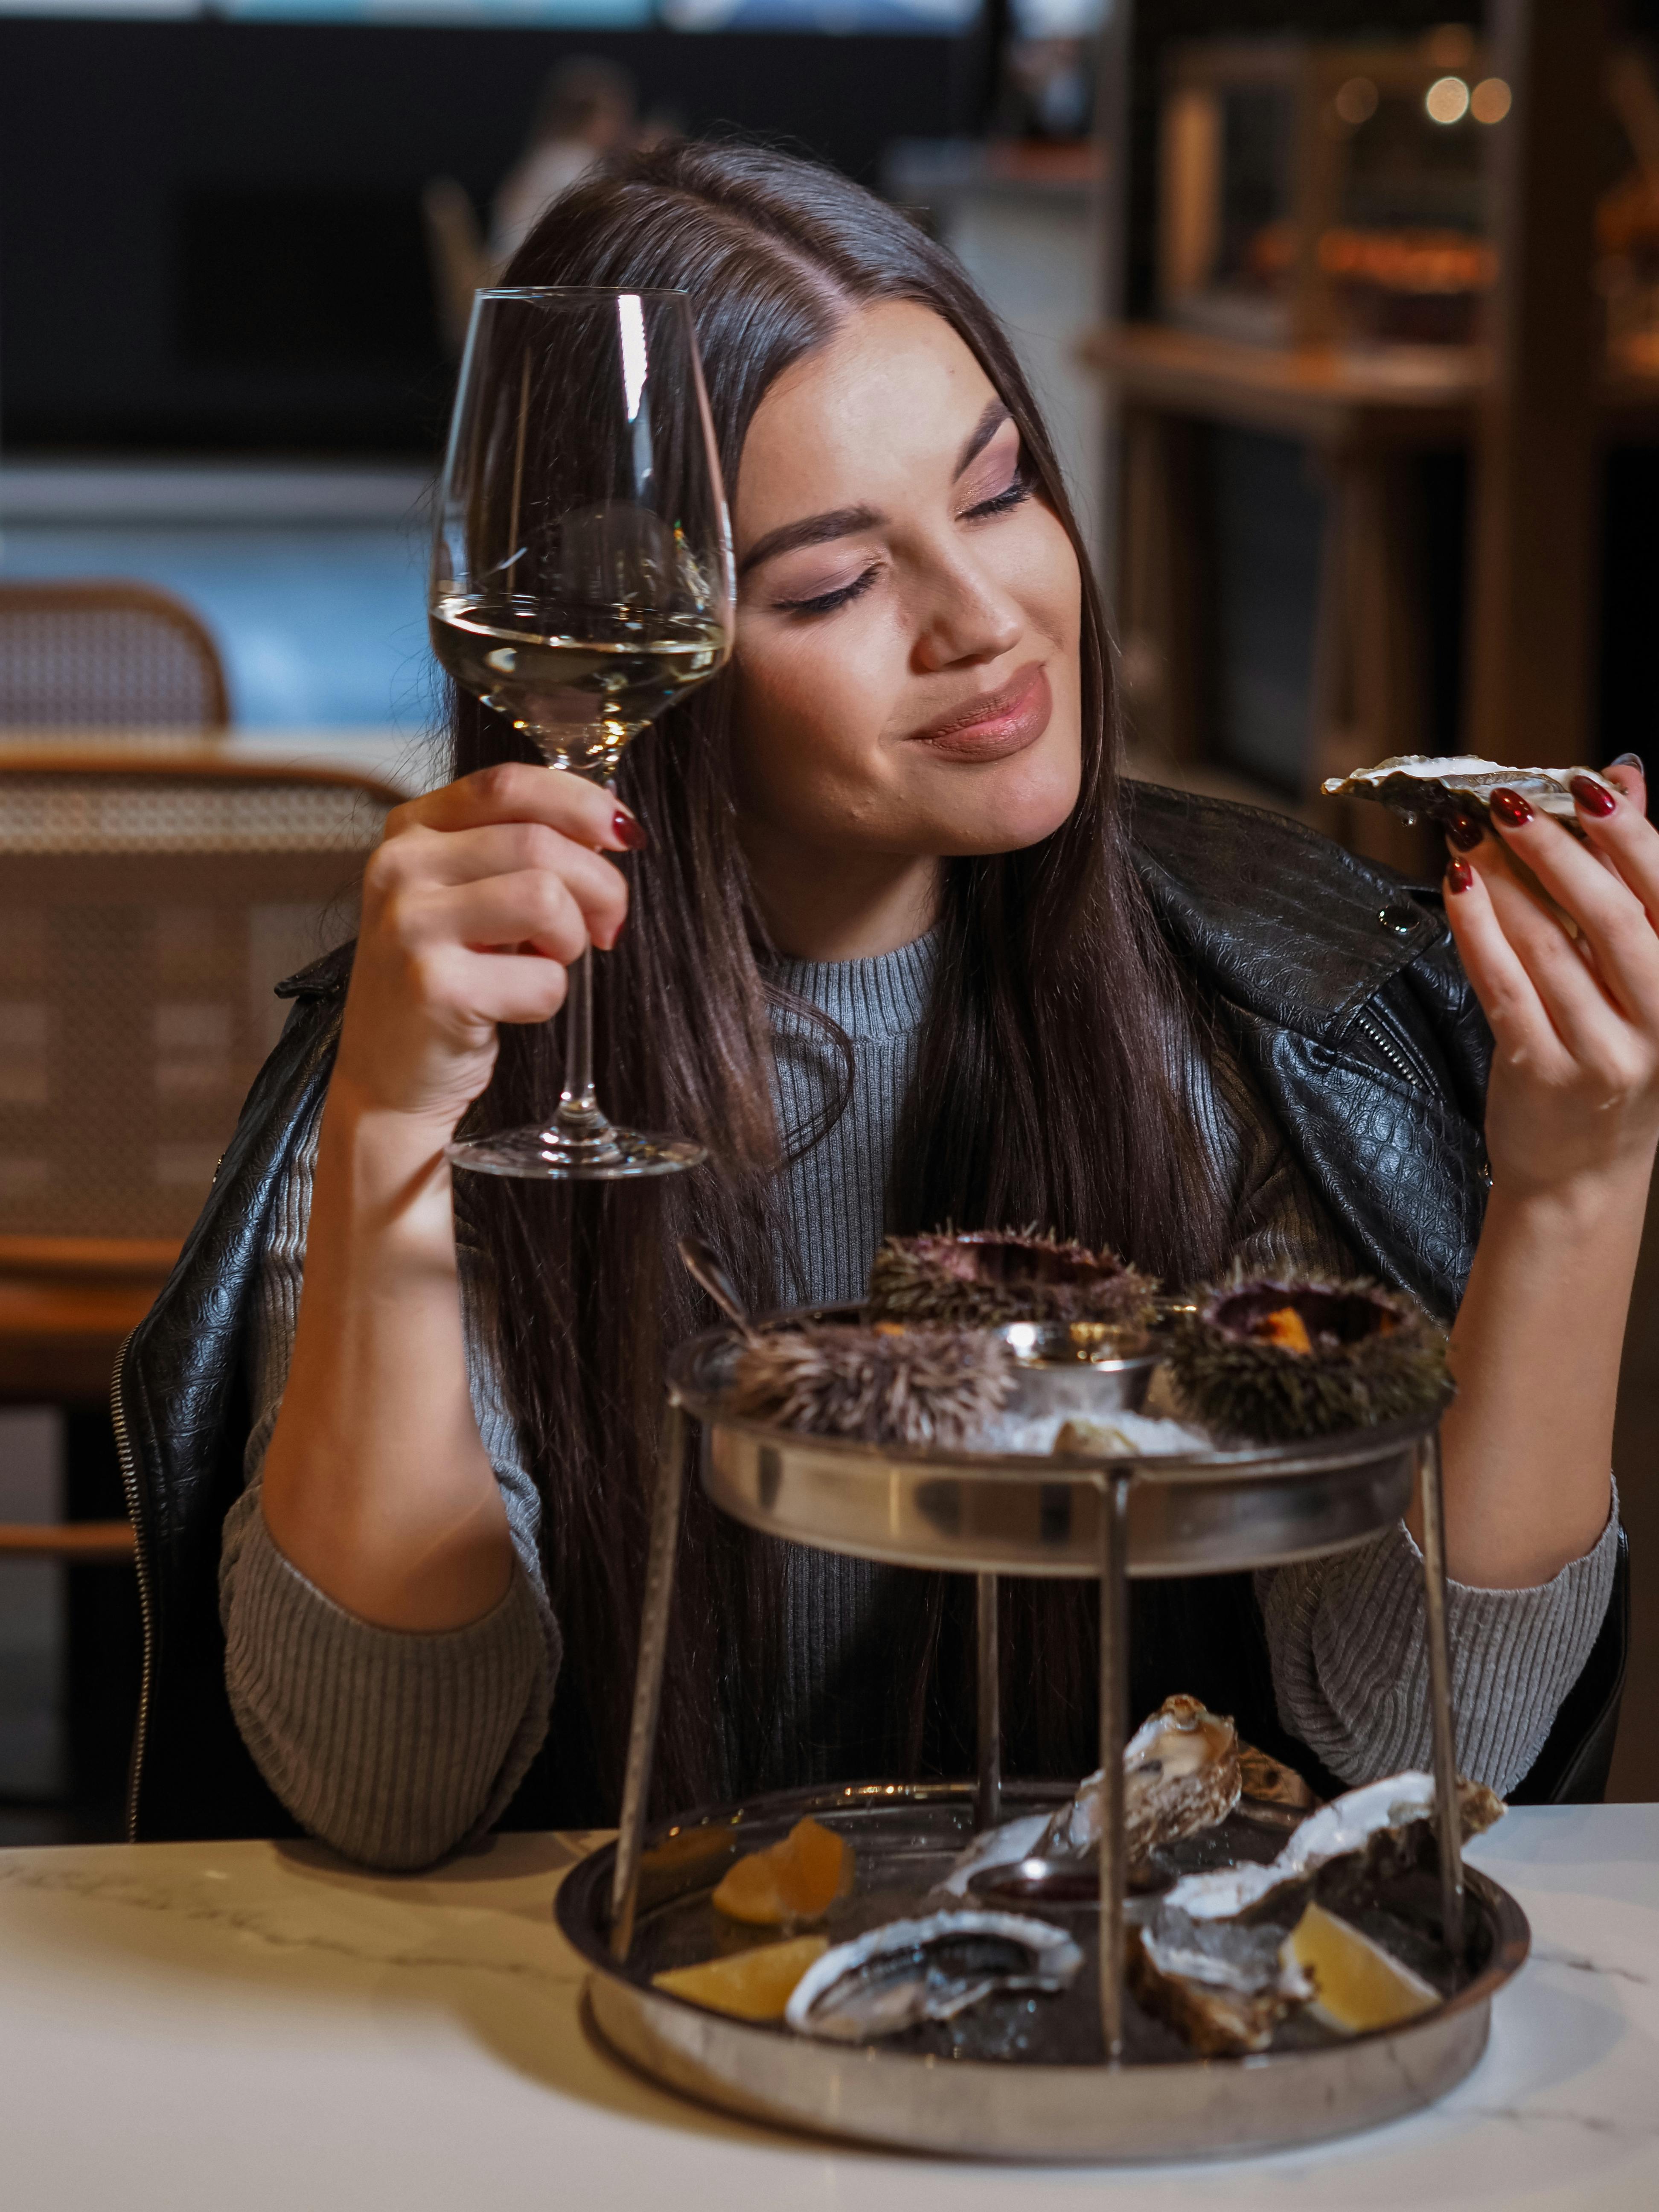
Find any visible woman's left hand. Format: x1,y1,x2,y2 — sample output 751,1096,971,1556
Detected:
1442,759,1659,1202
1432,758,1653,1587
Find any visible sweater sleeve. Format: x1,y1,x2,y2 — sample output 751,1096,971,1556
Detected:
1255,1499,1619,1794
1210,1043,1621,1794
218,1096,561,1871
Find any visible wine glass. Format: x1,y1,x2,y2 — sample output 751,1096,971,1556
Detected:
429,288,733,1180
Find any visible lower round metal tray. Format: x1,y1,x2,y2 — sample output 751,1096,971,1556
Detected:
558,1781,1531,2163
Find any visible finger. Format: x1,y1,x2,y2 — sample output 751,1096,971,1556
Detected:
374,821,630,944
1485,783,1659,1026
420,946,570,1028
1465,835,1636,1070
1441,854,1574,1079
415,871,594,968
384,763,647,854
1604,754,1647,815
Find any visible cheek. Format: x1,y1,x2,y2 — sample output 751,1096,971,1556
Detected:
731,614,906,812
1013,508,1084,652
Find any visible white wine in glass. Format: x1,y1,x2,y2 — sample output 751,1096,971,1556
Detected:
429,288,734,1179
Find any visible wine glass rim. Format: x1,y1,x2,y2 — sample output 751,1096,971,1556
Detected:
478,285,693,303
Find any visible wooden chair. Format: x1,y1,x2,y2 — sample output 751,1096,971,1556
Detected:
0,579,230,731
0,751,399,1559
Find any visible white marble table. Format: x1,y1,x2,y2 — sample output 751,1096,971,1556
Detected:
1,1806,1654,2210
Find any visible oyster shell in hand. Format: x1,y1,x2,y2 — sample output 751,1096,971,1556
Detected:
783,1910,1083,2043
1167,1273,1448,1443
1321,753,1611,834
868,1229,1158,1330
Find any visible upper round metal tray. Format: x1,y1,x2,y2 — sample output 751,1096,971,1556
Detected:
668,1319,1445,1578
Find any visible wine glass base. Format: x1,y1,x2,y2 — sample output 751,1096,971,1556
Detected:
445,1122,705,1182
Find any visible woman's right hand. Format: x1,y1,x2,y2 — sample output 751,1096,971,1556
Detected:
331,763,643,1134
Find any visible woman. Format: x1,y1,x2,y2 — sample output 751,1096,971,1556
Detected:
200,145,1640,1870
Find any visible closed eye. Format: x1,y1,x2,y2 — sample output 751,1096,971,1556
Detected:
773,565,882,618
961,461,1035,523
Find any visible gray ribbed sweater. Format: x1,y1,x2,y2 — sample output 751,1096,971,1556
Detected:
220,932,1619,1870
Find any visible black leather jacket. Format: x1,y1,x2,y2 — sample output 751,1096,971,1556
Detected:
113,784,1625,1841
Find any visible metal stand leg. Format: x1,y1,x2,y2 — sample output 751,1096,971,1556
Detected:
608,1400,687,1962
1416,1426,1465,1961
1097,1475,1130,2064
975,1572,1002,1833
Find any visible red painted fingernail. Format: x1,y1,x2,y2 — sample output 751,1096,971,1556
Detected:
1488,788,1534,828
1446,858,1474,894
612,809,649,850
1570,773,1617,818
1446,813,1484,851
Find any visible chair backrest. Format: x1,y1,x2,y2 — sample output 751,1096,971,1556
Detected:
0,579,231,731
0,753,396,1242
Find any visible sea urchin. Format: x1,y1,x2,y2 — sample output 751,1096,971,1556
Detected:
867,1229,1157,1330
725,1321,1015,1450
1167,1275,1448,1443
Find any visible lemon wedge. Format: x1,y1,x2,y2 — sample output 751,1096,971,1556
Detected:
1281,1900,1439,2034
652,1934,829,2021
711,1816,855,1927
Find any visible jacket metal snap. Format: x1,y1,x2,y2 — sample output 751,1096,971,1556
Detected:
1377,902,1416,937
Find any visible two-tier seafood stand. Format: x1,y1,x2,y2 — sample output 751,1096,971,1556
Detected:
556,1297,1530,2161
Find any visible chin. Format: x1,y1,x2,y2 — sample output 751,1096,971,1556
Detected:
933,753,1081,857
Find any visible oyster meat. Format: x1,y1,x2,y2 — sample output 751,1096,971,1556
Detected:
783,1910,1083,2043
1129,1771,1503,2054
1321,753,1610,833
944,1694,1241,1898
1167,1272,1448,1444
1129,1908,1312,2056
868,1229,1158,1330
1160,1770,1502,1924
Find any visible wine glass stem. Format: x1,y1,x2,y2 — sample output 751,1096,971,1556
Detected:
552,763,613,1144
555,944,606,1136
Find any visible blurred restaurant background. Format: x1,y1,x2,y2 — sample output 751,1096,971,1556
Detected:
0,0,1655,1839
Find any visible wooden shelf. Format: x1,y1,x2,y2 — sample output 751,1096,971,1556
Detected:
1084,321,1659,449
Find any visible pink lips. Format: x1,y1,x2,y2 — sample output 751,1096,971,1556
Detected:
908,665,1052,763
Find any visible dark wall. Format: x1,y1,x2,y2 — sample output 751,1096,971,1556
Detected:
0,20,969,453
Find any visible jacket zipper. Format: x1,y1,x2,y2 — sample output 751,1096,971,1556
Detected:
1350,1006,1427,1091
110,1327,156,1843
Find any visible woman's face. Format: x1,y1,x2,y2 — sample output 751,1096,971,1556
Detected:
730,300,1084,863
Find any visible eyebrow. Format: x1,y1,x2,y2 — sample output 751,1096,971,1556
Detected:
955,398,1011,478
738,504,881,579
737,401,1016,579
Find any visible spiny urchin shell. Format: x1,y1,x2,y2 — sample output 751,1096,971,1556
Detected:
867,1229,1158,1330
725,1323,1015,1450
1166,1273,1449,1443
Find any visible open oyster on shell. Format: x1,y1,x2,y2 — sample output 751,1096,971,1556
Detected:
944,1694,1242,1900
1321,753,1612,833
1128,1771,1504,2055
783,1909,1083,2043
1167,1273,1448,1444
867,1229,1158,1331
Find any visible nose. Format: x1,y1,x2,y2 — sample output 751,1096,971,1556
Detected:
911,548,1023,673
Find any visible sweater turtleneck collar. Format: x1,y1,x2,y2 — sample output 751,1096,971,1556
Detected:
766,928,939,1043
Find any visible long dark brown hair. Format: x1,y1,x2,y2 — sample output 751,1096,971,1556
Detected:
451,141,1231,1823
